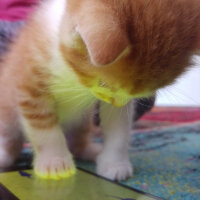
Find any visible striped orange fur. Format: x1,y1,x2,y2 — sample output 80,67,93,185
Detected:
0,0,199,180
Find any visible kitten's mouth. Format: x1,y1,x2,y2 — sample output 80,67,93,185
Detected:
90,86,132,107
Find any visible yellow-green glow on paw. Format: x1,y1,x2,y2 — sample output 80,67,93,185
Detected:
35,167,76,180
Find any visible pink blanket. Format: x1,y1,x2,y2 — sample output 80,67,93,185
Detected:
0,0,38,21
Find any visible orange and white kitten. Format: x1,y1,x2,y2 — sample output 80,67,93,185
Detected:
0,0,200,181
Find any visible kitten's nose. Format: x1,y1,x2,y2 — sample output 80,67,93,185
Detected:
91,84,131,107
110,97,130,107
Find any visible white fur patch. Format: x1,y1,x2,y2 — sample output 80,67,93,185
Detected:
37,0,66,34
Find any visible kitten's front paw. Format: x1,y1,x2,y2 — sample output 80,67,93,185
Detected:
96,156,133,181
34,154,76,180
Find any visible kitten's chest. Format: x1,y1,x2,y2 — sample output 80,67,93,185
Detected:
49,64,95,122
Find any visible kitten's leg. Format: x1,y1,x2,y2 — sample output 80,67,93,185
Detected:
26,124,75,179
68,107,102,161
19,100,75,179
96,101,133,181
0,106,23,168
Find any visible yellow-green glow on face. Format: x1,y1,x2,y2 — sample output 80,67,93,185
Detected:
90,83,132,107
49,62,132,112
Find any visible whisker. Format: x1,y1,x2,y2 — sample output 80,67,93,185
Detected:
135,99,155,109
51,87,87,93
55,93,89,104
173,86,200,105
126,101,131,124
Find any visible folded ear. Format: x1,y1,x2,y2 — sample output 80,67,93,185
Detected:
74,9,129,66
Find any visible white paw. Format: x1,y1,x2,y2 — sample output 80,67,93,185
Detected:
96,156,133,181
34,153,76,180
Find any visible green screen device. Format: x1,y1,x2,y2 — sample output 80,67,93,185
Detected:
0,168,164,200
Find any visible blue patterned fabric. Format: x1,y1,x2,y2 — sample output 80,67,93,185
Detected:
0,20,24,57
77,122,200,200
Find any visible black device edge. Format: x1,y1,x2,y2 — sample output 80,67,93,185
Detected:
77,167,166,200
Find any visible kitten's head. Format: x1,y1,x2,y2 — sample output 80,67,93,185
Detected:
60,0,200,107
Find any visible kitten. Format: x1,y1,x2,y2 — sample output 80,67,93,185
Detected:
0,0,200,181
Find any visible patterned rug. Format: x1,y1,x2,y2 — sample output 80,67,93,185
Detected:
77,107,200,200
7,107,200,200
